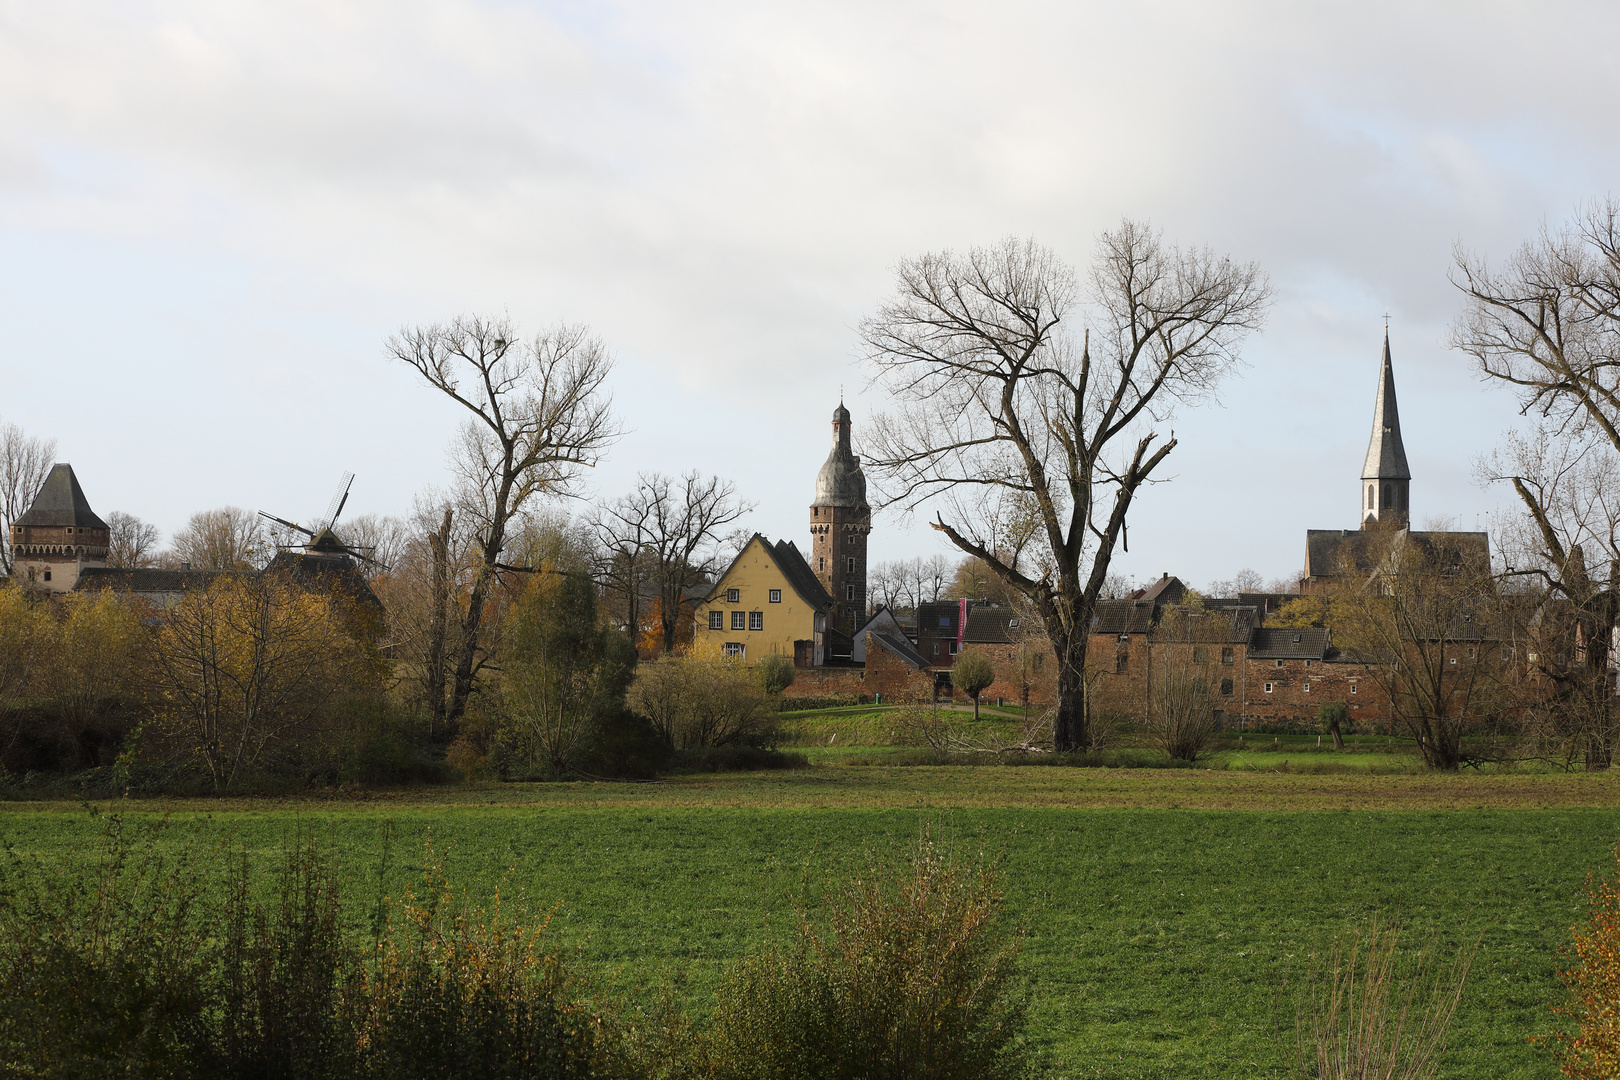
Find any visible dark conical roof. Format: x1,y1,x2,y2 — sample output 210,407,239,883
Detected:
15,464,109,530
1361,330,1411,481
832,402,850,423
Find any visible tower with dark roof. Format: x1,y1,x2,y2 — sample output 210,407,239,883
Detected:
8,463,110,592
809,403,871,633
1361,330,1411,526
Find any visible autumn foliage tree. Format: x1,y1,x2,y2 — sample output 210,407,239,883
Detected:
150,576,361,791
1544,849,1620,1078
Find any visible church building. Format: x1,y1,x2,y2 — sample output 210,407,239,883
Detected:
1301,331,1489,592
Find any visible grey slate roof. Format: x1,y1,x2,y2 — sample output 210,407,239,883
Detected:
1150,605,1258,644
1304,529,1491,580
1362,331,1411,481
74,567,230,594
15,464,109,530
1249,627,1330,659
771,538,834,610
963,605,1018,644
867,630,929,669
1090,599,1158,636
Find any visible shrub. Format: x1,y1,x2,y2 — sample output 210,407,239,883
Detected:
1295,921,1474,1080
626,646,776,750
0,814,215,1077
1543,848,1620,1078
756,653,796,697
1148,665,1217,762
697,836,1027,1080
951,650,996,720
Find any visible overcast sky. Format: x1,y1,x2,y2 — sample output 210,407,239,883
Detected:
3,1,1615,590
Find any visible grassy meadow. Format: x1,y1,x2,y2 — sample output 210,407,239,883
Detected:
5,753,1620,1078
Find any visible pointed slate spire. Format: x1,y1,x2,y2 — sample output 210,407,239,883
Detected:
1360,330,1411,525
15,463,110,530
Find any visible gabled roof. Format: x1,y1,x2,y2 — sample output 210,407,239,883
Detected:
1150,605,1258,644
1090,599,1159,636
964,605,1019,644
867,630,929,669
704,534,833,611
1249,627,1330,659
15,464,109,530
1135,575,1186,605
1305,529,1491,580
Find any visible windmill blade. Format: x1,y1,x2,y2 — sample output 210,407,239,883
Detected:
321,472,355,533
258,510,315,538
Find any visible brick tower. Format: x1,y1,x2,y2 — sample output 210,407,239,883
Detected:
8,463,110,592
810,403,871,633
1361,329,1411,526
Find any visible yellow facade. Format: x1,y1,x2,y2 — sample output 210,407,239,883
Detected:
692,536,825,663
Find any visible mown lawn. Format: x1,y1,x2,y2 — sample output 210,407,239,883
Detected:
4,768,1619,1078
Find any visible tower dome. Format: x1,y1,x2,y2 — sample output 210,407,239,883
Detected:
813,403,868,508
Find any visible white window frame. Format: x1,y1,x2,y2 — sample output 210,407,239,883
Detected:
1264,682,1274,693
731,610,746,631
1303,681,1311,693
724,642,745,658
769,589,781,603
708,611,724,630
748,611,763,631
726,588,740,603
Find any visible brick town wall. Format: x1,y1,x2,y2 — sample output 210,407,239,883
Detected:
779,666,869,699
1238,657,1391,730
954,641,1059,706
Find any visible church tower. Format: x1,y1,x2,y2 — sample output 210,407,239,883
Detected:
1361,329,1412,526
810,403,871,633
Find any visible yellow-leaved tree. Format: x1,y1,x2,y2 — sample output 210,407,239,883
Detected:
151,576,359,791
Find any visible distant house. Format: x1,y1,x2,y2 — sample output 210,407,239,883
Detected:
692,534,841,665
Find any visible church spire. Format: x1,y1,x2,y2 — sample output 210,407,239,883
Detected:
1361,328,1411,526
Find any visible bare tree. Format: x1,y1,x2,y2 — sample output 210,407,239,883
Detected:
593,471,753,654
169,507,270,571
1454,201,1620,768
0,420,56,577
861,228,1270,751
1206,568,1265,597
340,512,411,582
389,315,619,726
105,511,161,569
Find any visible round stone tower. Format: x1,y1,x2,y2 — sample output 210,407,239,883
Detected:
810,403,871,633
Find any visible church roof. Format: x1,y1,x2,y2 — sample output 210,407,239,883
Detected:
15,464,109,530
1304,528,1491,580
1362,331,1411,481
813,403,868,508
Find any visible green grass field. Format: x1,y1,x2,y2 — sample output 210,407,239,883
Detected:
5,762,1620,1079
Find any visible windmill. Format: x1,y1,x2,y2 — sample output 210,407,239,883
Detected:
258,472,387,569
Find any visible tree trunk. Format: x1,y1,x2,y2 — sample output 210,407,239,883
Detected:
1052,630,1089,752
973,694,980,721
425,508,453,732
1329,716,1344,751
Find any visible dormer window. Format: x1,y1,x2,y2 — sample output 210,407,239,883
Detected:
1292,634,1302,643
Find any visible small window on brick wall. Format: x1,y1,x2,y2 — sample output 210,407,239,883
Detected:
1192,646,1208,663
1221,647,1234,665
1264,682,1274,693
1220,678,1233,696
1115,651,1128,674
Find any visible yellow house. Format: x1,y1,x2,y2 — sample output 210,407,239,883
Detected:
692,535,834,664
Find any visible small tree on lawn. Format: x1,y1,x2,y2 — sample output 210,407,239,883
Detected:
954,650,996,720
